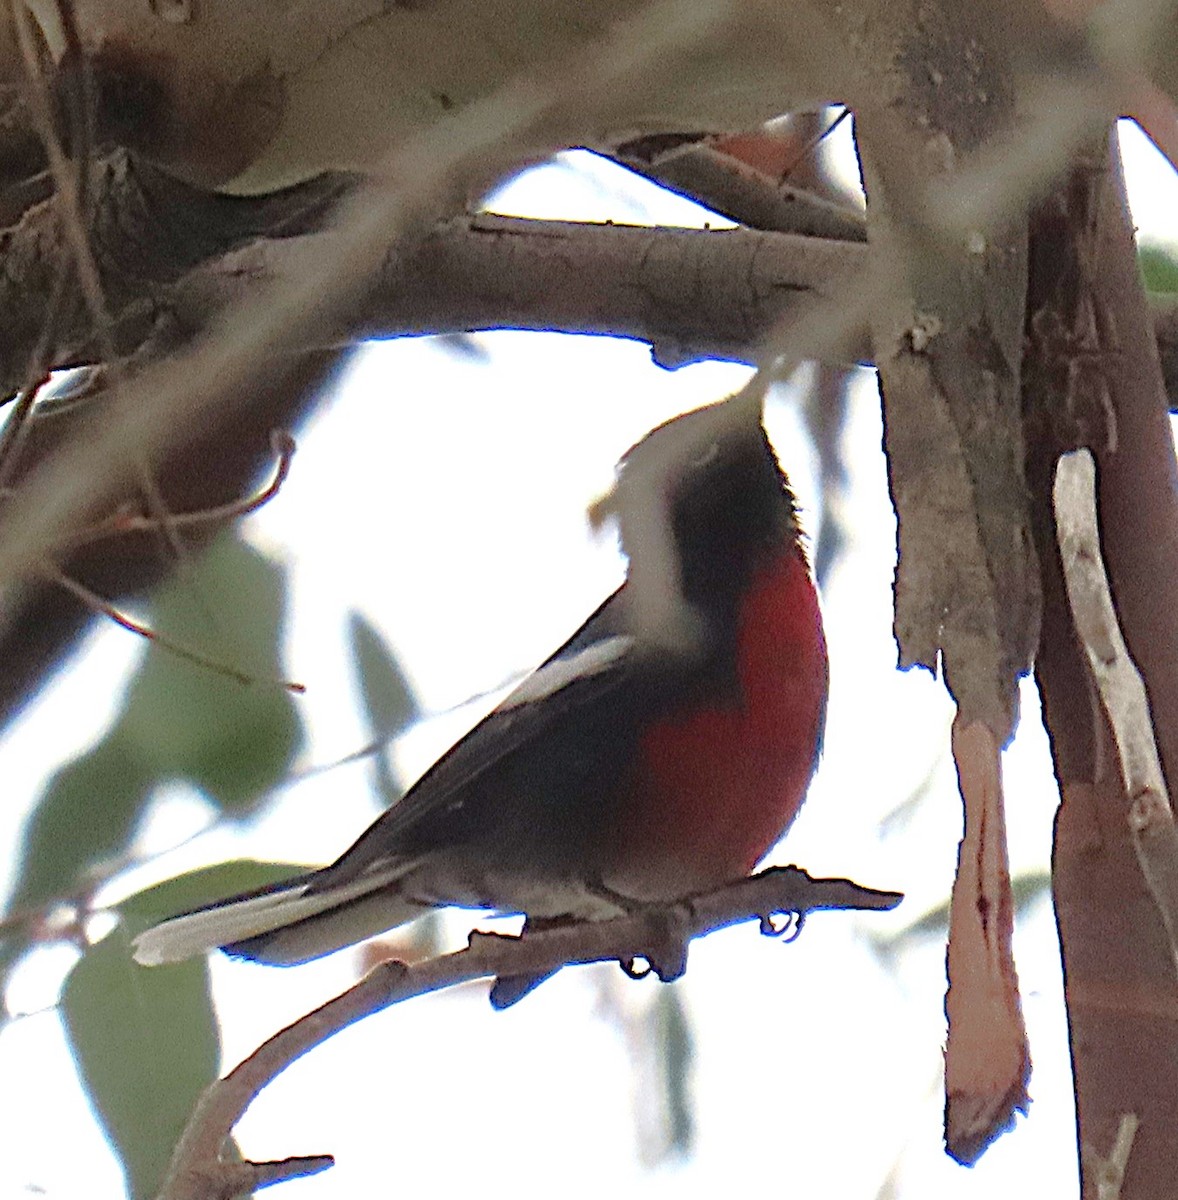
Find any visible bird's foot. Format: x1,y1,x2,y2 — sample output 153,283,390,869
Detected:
597,894,691,985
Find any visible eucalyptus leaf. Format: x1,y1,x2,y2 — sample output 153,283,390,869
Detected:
10,732,152,911
9,536,302,922
348,611,418,739
118,534,303,812
654,986,695,1157
1142,243,1178,295
349,611,418,804
62,928,218,1200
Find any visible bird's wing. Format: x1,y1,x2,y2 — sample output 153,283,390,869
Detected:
310,588,639,890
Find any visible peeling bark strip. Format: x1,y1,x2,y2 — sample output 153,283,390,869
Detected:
1054,449,1178,974
854,2,1039,740
944,718,1029,1164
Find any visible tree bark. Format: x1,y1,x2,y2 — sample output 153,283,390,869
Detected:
1028,132,1178,1200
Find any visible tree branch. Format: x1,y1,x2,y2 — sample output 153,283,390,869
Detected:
158,866,901,1200
3,151,1176,402
612,132,868,243
165,212,872,370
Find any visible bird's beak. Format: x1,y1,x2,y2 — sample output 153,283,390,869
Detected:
586,482,618,533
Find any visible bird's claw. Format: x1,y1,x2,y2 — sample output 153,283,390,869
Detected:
759,909,805,942
617,905,690,983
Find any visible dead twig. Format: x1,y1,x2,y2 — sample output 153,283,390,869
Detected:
42,563,305,693
53,428,297,552
10,428,303,691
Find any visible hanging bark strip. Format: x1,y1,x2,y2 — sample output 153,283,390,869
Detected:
944,718,1030,1163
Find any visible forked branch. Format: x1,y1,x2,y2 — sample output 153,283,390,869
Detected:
158,866,901,1200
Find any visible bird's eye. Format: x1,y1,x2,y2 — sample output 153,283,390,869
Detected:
690,441,721,470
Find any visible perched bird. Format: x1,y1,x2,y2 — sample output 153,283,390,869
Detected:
134,390,828,1006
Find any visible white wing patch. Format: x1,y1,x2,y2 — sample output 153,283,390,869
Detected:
498,635,633,710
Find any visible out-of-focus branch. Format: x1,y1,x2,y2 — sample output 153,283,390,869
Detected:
0,0,816,599
0,349,344,729
159,866,902,1200
0,150,871,393
613,131,868,242
0,153,354,399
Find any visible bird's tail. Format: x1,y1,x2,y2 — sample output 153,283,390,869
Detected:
132,864,424,967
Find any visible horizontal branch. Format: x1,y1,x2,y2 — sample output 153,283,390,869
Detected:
3,154,1176,399
33,201,1178,396
160,866,902,1200
166,212,873,370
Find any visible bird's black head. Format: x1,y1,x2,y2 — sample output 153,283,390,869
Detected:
601,391,805,656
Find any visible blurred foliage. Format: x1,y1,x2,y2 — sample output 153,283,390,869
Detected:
349,611,417,740
349,610,418,807
1140,242,1178,295
10,735,154,913
0,533,434,1200
63,931,216,1200
0,532,317,1198
347,610,444,957
653,986,695,1158
63,861,307,1200
8,533,302,918
115,533,304,812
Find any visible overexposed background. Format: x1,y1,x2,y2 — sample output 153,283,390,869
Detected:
1,119,1176,1199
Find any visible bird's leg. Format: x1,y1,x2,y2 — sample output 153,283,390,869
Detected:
587,881,692,984
488,915,570,1010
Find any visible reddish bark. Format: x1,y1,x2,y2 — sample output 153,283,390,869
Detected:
1029,134,1178,1199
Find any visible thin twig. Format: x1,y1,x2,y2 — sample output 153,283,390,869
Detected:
158,866,901,1200
43,564,305,693
3,426,302,690
54,428,297,552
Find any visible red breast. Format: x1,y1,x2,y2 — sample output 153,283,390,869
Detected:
609,545,828,899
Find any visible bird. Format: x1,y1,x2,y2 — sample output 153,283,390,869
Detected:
133,388,829,1007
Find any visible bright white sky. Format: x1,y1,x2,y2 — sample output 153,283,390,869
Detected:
0,120,1175,1200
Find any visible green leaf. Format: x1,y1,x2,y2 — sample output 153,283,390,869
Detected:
56,862,308,1194
10,732,152,910
349,611,418,804
1141,243,1178,295
348,611,418,739
118,534,303,812
7,536,303,930
62,927,219,1200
